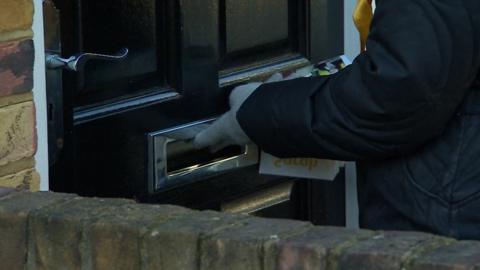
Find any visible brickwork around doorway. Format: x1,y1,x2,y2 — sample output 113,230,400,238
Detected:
0,0,39,190
1,188,479,270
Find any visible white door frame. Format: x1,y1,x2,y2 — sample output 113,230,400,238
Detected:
33,0,49,191
344,0,360,229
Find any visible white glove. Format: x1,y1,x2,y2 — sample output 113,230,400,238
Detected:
193,73,283,150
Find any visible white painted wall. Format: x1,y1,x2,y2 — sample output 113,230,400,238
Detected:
344,0,360,229
344,0,361,61
33,0,49,191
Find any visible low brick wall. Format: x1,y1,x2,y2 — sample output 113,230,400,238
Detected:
1,188,479,270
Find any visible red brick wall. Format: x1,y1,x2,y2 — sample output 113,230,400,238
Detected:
0,0,39,190
1,188,479,270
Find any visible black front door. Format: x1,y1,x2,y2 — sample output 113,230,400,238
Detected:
45,0,344,221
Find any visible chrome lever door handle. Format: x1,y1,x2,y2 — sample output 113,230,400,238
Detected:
46,47,129,71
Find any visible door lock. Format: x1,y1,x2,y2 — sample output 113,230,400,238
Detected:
45,47,129,71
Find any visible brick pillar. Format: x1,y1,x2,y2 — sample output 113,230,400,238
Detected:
0,0,39,190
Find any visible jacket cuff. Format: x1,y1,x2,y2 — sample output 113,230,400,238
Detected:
236,77,329,158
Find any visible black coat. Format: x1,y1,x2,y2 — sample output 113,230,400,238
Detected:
237,0,480,239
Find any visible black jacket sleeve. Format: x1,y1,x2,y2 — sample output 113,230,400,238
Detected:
237,0,480,161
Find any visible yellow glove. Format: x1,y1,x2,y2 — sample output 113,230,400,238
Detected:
353,0,373,51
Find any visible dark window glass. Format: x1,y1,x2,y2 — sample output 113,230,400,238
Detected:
220,0,301,71
225,0,289,53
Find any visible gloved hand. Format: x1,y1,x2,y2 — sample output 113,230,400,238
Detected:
193,73,283,150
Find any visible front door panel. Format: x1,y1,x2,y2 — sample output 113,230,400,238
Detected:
45,0,345,221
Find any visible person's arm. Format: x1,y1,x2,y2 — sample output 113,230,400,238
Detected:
237,0,479,161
